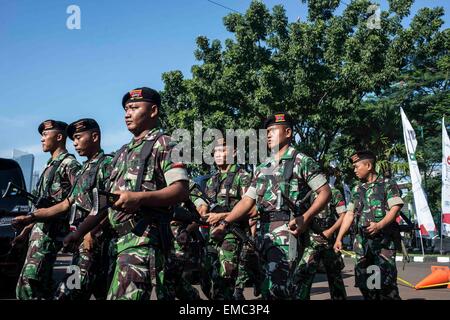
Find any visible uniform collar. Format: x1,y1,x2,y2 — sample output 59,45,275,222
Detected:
83,149,105,165
129,127,161,148
47,150,69,166
263,145,295,167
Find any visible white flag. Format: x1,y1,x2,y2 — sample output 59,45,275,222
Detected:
400,107,436,238
442,117,450,237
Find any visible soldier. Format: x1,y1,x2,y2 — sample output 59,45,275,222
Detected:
13,120,81,300
200,136,252,300
212,112,331,299
64,87,190,300
156,179,204,300
234,213,261,300
334,150,404,300
292,180,347,300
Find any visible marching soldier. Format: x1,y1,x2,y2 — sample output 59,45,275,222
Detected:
13,120,81,299
157,180,205,300
201,136,252,300
64,87,190,300
212,112,331,299
293,181,347,300
334,150,404,300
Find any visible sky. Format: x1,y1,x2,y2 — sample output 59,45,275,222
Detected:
0,0,449,174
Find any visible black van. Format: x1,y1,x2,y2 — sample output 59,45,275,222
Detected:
0,158,30,296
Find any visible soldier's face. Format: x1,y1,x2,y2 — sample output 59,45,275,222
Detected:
73,131,95,157
40,130,62,152
267,125,291,150
124,101,157,134
353,160,370,180
214,145,232,166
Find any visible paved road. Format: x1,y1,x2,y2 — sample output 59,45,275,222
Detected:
49,255,449,300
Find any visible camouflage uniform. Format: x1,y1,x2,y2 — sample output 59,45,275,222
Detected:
106,128,189,300
16,151,81,300
234,219,261,298
54,150,113,300
293,186,347,300
156,180,203,300
348,175,403,300
202,164,252,300
244,146,327,299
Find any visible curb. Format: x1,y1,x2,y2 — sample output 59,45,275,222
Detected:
342,253,450,263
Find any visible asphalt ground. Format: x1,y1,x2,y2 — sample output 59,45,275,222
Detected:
48,255,450,300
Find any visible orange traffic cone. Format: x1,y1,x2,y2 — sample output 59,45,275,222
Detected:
415,266,450,290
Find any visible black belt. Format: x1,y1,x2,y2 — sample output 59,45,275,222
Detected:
259,210,291,223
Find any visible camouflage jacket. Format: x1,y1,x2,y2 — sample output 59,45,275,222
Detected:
107,128,189,230
347,175,404,228
313,186,347,221
68,150,113,225
36,151,81,202
189,179,208,208
245,146,327,215
204,164,252,210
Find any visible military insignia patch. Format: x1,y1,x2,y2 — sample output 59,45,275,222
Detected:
275,114,285,122
130,89,143,99
74,121,86,131
43,121,53,130
350,154,360,163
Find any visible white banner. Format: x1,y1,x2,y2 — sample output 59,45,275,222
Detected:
400,107,436,238
442,117,450,237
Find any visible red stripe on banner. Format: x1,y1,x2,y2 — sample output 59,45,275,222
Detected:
419,224,429,236
443,214,450,224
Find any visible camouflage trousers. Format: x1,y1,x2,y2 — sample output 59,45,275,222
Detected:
258,221,294,300
16,223,62,300
156,225,200,300
107,232,165,300
201,228,241,300
354,234,401,300
292,236,346,300
234,238,261,298
54,234,114,300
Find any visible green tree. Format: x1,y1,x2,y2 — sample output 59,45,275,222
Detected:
160,0,449,219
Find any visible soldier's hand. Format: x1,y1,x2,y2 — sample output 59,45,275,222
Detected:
176,229,189,247
12,214,34,228
197,204,209,218
288,216,307,237
63,231,82,253
333,239,343,253
11,224,33,246
207,213,224,225
82,232,95,252
113,191,142,213
322,228,333,239
366,222,380,236
210,224,226,242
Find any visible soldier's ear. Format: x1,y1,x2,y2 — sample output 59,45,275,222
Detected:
149,104,159,119
91,131,100,143
286,126,293,139
56,132,64,143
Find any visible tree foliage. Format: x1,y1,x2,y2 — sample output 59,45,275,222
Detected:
160,0,449,218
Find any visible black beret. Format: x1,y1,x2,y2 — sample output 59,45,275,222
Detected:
121,87,161,108
263,112,294,129
349,150,377,164
38,120,68,135
67,118,100,140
